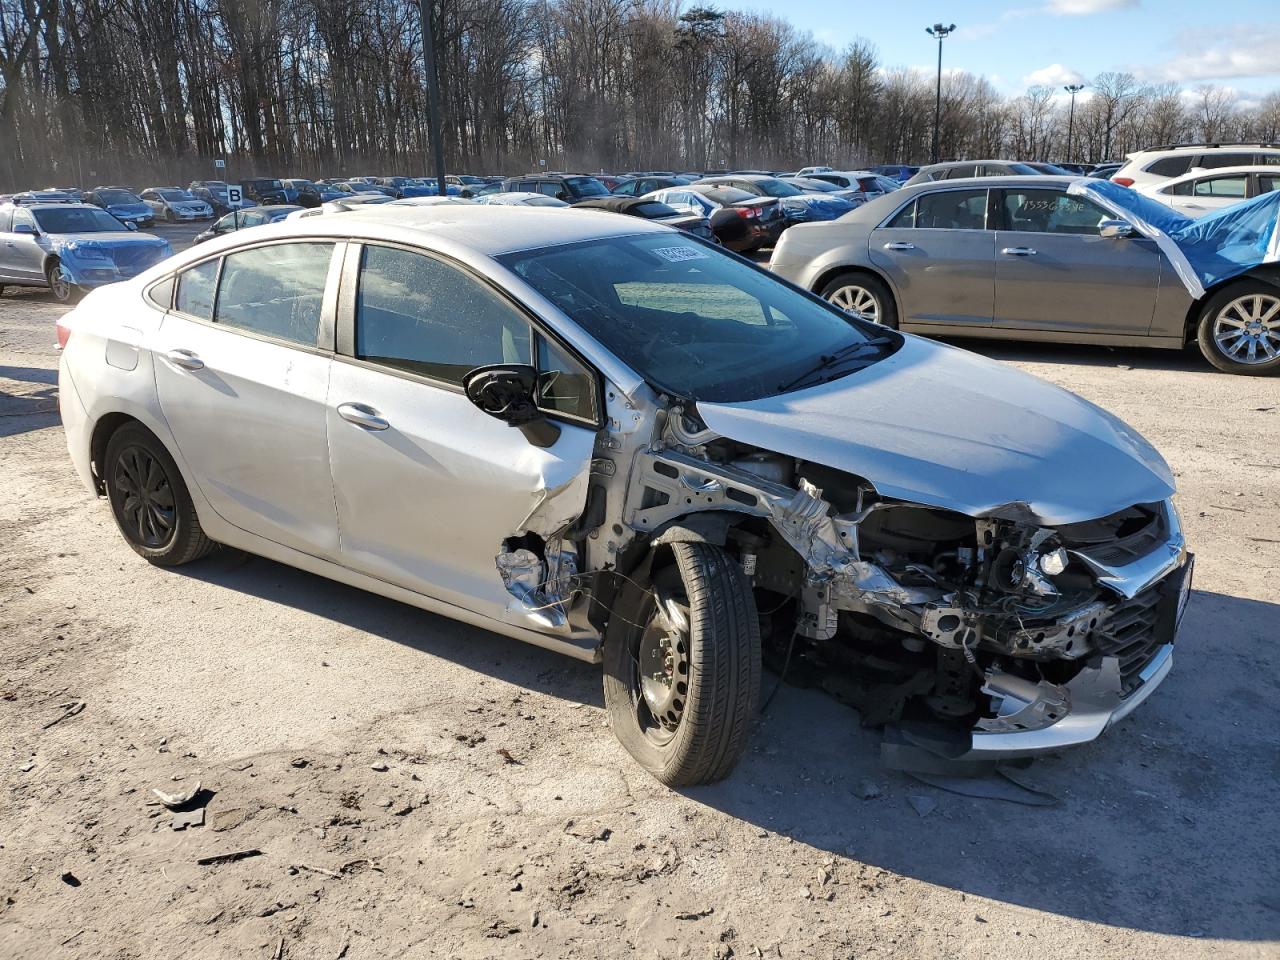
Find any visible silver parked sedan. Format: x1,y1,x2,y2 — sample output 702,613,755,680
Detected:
770,175,1280,375
59,206,1191,785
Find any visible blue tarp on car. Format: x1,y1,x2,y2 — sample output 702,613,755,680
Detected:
1070,179,1280,299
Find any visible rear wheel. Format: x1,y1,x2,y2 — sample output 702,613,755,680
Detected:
1196,281,1280,375
104,423,217,566
820,272,898,329
165,209,176,223
603,543,761,786
46,260,76,304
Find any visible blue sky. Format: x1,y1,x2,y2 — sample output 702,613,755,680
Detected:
710,0,1280,105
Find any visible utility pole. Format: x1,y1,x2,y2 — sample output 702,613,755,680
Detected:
1064,83,1086,163
419,0,448,195
926,23,956,165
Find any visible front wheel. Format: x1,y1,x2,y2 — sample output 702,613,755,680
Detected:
46,260,77,304
603,543,761,786
820,272,898,329
104,423,217,565
1195,282,1280,375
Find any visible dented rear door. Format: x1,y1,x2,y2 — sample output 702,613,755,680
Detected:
326,241,595,620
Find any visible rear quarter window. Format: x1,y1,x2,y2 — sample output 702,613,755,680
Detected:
1146,156,1194,177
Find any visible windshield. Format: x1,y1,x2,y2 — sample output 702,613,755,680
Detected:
159,189,194,201
752,178,804,198
565,176,609,197
247,179,283,190
633,201,680,218
1007,163,1041,175
33,207,127,233
97,189,140,204
499,235,895,401
794,179,838,193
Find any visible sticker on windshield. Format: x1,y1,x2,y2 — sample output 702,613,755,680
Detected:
652,245,708,263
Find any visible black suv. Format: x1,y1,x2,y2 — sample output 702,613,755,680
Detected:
239,177,288,205
499,174,610,204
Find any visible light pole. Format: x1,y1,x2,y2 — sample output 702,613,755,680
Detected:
926,23,956,165
1064,83,1085,163
419,0,448,195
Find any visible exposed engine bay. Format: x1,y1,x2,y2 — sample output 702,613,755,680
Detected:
496,398,1190,764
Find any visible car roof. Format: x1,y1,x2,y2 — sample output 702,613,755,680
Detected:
197,205,665,257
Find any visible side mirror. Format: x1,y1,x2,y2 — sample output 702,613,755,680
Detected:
12,223,35,235
556,191,569,202
125,221,139,231
462,364,561,448
1099,219,1134,239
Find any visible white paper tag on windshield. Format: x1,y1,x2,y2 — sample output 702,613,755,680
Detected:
652,245,708,263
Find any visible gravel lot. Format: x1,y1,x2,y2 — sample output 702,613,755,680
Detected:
1,230,1278,959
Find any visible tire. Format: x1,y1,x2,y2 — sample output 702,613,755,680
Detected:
819,272,898,329
165,209,176,223
603,543,761,786
104,423,217,566
45,260,77,304
1195,281,1280,376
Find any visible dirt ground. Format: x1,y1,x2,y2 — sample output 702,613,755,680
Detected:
2,233,1278,959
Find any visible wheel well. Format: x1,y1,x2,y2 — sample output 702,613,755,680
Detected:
813,264,894,302
1185,270,1280,344
89,413,141,493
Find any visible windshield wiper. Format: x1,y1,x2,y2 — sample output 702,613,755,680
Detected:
775,337,892,393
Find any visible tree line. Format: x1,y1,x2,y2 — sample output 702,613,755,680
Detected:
3,0,1280,189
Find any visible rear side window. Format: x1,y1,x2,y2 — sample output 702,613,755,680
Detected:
0,208,11,232
175,259,219,319
1146,156,1193,177
354,245,530,384
1258,175,1280,194
1194,152,1252,170
1194,175,1247,197
1260,154,1280,166
213,242,332,346
944,164,977,179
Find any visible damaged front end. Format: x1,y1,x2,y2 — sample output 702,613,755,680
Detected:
625,407,1192,763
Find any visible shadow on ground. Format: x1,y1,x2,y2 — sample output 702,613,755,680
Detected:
173,549,1280,942
0,364,60,438
941,336,1218,374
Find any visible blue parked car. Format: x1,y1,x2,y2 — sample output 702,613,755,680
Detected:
83,187,156,227
0,201,172,303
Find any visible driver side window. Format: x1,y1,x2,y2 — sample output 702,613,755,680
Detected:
1002,189,1109,235
355,245,531,385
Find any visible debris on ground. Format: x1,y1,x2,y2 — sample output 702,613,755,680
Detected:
60,871,81,887
151,780,202,809
196,848,264,867
42,701,84,730
172,807,206,830
907,795,937,817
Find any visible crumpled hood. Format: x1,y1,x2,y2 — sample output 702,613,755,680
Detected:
696,336,1174,525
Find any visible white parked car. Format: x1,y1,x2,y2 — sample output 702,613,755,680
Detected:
139,187,214,222
474,191,568,208
1138,165,1280,218
1111,143,1280,191
57,206,1191,786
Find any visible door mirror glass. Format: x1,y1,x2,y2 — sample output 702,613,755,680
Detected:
462,364,561,448
1099,219,1134,239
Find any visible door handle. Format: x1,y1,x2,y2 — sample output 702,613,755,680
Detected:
1001,247,1037,256
337,402,390,431
883,241,916,251
164,348,204,371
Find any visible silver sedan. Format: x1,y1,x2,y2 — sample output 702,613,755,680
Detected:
769,175,1280,375
58,206,1190,784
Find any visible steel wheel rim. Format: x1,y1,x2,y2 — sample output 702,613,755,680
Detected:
629,582,691,746
49,267,70,301
112,445,176,548
828,284,880,323
1213,294,1280,365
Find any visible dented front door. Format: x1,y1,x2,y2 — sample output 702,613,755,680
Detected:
326,241,595,622
326,359,595,620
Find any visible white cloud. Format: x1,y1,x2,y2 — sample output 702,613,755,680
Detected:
1022,63,1086,88
1046,0,1138,13
1145,25,1280,83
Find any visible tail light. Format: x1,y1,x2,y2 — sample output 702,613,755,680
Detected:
1112,176,1134,187
56,315,73,350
